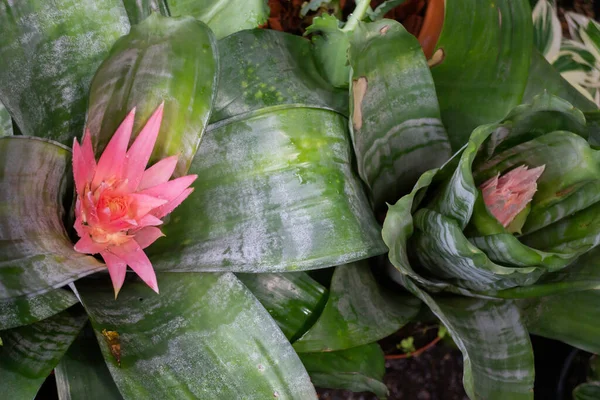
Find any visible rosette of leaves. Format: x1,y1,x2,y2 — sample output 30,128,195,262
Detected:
0,1,405,398
382,93,600,399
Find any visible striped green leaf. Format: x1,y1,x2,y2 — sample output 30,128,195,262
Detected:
293,261,420,352
299,343,388,398
167,0,269,39
121,0,169,24
78,272,317,399
348,19,451,210
0,0,129,145
147,30,386,273
0,288,78,331
0,307,88,399
532,0,561,62
55,325,123,400
237,272,327,341
0,137,104,299
86,13,218,177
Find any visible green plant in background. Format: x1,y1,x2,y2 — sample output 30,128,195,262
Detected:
1,0,600,399
574,355,600,399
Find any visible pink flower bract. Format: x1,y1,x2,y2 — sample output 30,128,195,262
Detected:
480,165,545,227
72,104,197,297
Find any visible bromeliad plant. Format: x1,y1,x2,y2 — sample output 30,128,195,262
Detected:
2,0,600,399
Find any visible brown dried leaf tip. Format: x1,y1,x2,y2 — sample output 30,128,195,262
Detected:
102,329,121,367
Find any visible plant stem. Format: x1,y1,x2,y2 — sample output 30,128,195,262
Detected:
384,336,442,360
342,0,370,32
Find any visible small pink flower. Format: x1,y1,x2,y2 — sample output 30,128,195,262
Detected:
480,165,545,227
72,104,197,297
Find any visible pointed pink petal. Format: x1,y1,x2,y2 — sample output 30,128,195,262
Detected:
101,251,127,298
92,108,136,189
111,241,159,294
138,214,164,227
123,103,165,191
138,175,197,202
72,139,86,196
138,155,178,190
153,187,194,219
74,235,106,254
127,193,168,217
82,130,97,168
134,227,165,249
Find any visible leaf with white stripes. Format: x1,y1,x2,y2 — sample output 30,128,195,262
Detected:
533,0,562,63
348,19,451,210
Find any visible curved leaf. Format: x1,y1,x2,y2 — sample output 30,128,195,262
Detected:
0,101,11,137
0,137,104,299
574,383,600,400
78,273,317,399
348,19,451,209
167,0,270,39
532,0,562,62
0,0,129,144
520,289,600,354
0,307,87,399
401,276,535,400
121,0,169,24
55,324,123,400
299,343,388,398
210,29,347,122
0,288,78,331
293,261,420,352
431,0,533,149
86,13,218,176
236,272,327,341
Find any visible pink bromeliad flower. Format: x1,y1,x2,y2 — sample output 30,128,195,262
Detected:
480,165,545,227
72,104,197,297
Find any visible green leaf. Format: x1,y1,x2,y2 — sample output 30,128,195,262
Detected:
532,0,562,62
301,0,342,17
348,19,451,210
401,276,535,400
299,343,388,398
236,272,327,341
0,101,12,137
0,307,88,399
520,289,600,354
147,30,386,273
431,0,533,149
78,272,317,399
0,137,104,299
86,13,218,177
293,261,420,352
121,0,169,24
210,29,348,122
305,14,350,89
523,49,598,111
367,0,408,21
55,324,123,400
0,288,78,331
0,0,129,145
573,383,600,400
167,0,270,39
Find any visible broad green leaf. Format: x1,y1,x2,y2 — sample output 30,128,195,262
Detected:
0,0,129,144
293,261,420,352
55,325,123,400
0,288,78,331
78,273,317,399
0,137,104,299
305,14,350,89
573,383,600,400
520,289,600,354
523,49,598,111
532,0,562,62
401,276,535,400
209,29,348,122
236,272,327,341
348,19,451,209
167,0,269,39
121,0,169,24
86,14,218,177
431,0,533,149
299,343,388,398
147,30,386,273
0,101,11,137
0,307,88,399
